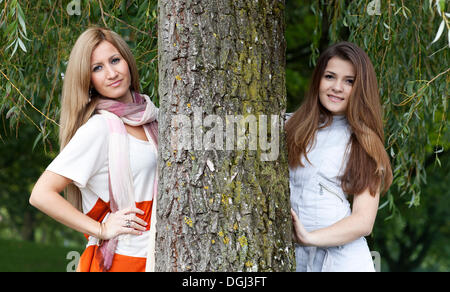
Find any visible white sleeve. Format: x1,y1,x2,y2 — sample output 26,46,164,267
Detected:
47,115,109,188
284,112,294,124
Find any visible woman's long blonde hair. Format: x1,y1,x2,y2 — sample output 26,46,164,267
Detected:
60,27,140,210
285,42,392,196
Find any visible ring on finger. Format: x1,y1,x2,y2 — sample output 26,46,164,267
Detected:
125,219,132,228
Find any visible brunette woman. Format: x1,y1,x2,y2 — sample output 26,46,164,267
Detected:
286,41,392,271
30,27,158,272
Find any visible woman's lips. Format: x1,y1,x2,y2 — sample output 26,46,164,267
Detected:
328,94,344,102
109,80,122,87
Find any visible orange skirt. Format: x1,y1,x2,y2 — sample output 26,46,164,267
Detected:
77,245,146,272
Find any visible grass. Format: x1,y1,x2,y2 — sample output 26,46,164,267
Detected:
0,239,84,272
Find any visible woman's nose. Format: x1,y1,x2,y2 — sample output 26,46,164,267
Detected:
105,65,118,79
331,80,344,92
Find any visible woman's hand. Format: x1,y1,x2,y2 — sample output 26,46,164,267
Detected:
100,206,147,240
291,208,312,246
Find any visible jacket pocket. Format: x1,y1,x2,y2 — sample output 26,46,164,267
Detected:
319,182,344,203
315,178,350,226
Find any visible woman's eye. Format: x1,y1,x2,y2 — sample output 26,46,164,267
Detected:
112,57,120,64
93,65,102,72
324,74,334,79
346,79,354,85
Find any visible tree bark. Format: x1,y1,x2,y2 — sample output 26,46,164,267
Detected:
156,0,294,271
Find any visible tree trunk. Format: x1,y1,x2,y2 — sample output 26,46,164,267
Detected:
156,0,294,271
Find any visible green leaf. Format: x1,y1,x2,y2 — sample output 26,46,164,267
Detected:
390,147,395,158
435,155,441,167
431,20,445,45
439,0,446,12
5,106,16,119
17,38,26,53
32,132,43,152
10,40,19,57
9,0,17,11
5,39,16,51
5,82,11,95
16,3,26,34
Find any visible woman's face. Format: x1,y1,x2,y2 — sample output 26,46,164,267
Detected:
318,56,355,115
90,40,132,103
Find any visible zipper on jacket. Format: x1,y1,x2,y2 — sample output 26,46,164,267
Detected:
319,182,344,203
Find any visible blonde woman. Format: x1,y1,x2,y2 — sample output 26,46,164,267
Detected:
286,42,393,271
30,27,158,272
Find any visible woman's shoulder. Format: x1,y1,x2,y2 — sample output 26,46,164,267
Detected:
85,113,108,126
74,114,109,140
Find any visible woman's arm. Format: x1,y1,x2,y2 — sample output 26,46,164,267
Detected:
30,170,147,239
291,187,380,247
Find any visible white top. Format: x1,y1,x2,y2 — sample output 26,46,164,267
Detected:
289,114,352,230
289,114,375,271
47,114,157,258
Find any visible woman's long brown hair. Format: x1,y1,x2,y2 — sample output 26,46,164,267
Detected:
285,41,392,196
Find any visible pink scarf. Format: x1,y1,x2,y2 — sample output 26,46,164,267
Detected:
95,91,158,271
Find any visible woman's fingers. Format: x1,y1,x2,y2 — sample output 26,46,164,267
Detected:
121,226,143,236
291,208,300,226
130,214,148,228
122,212,147,228
120,218,145,236
290,209,299,243
291,208,305,243
123,206,145,216
290,208,311,246
124,216,147,231
119,207,147,231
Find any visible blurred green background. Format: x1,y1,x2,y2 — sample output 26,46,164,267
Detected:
1,0,449,271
